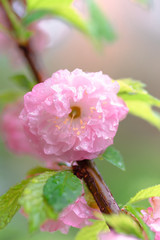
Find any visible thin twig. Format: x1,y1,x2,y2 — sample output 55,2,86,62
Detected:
1,1,46,83
19,43,45,83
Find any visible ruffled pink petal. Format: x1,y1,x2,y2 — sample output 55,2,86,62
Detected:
20,69,128,163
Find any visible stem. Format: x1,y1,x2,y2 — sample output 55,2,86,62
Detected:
18,43,45,83
1,1,46,83
74,160,120,214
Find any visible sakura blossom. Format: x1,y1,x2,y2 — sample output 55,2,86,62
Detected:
20,69,128,163
141,197,160,240
41,196,96,234
99,231,140,240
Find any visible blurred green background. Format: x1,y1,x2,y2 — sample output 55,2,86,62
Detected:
0,0,160,239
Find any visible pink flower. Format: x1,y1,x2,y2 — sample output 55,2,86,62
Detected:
1,100,34,155
20,69,128,163
141,197,160,240
41,196,96,234
99,231,139,240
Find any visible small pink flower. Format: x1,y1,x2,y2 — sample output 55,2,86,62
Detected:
141,197,160,240
99,231,139,240
20,69,128,163
1,100,33,155
41,196,96,234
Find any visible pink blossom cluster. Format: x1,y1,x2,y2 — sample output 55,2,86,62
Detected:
41,195,96,234
141,197,160,240
20,69,128,164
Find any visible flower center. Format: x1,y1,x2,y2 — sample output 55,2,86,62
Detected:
69,106,81,119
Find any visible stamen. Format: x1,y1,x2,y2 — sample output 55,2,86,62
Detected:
69,106,81,119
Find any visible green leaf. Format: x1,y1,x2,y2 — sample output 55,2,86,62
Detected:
103,213,143,239
0,178,31,230
86,0,116,43
11,74,35,91
43,171,82,213
117,79,146,94
19,171,57,232
118,78,160,130
127,184,160,205
97,146,125,171
22,10,52,26
26,0,88,33
76,220,108,240
27,0,74,10
0,91,22,105
27,166,53,177
126,204,155,240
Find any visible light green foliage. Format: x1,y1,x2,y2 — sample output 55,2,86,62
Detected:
127,184,160,204
126,204,155,240
26,0,88,33
86,0,116,43
25,0,116,44
76,220,108,240
118,78,160,129
0,178,31,229
22,10,52,26
19,171,57,232
11,74,35,91
43,171,82,213
103,213,143,239
27,0,73,10
97,146,125,171
27,166,53,177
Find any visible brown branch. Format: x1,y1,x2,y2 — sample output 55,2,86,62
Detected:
73,160,120,215
1,1,46,83
18,43,46,83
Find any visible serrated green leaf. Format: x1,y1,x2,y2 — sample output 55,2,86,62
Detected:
103,213,143,239
86,0,116,43
0,91,22,105
19,171,57,232
97,146,125,171
118,78,160,130
43,171,82,213
0,178,31,230
27,166,53,177
76,220,108,240
127,184,160,205
11,74,35,91
125,204,155,240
